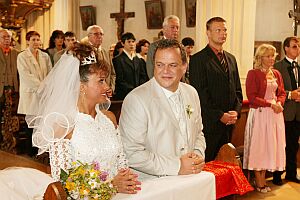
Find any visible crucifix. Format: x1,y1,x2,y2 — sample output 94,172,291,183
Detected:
289,0,300,36
110,0,135,40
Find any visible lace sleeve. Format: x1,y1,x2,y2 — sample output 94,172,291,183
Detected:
49,139,73,181
116,128,128,170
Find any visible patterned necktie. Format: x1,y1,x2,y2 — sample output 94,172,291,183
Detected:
169,93,188,148
2,48,10,56
170,93,181,120
218,52,228,72
292,61,299,88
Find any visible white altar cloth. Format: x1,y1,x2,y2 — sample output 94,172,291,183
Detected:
113,171,215,200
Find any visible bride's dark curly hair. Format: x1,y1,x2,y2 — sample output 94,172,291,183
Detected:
69,42,109,83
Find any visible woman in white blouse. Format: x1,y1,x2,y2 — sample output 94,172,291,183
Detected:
17,31,52,116
17,31,52,156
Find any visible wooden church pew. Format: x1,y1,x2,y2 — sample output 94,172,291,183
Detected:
0,141,242,200
0,150,66,200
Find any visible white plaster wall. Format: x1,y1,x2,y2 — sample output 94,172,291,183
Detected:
78,0,196,50
255,0,295,58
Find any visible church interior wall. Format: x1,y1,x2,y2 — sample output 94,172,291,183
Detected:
255,0,294,60
78,0,196,50
14,0,297,99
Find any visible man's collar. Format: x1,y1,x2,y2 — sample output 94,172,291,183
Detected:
123,49,136,60
89,41,101,51
285,56,297,64
209,44,223,55
154,77,179,99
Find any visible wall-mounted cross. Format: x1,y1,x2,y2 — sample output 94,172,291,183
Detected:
110,0,135,40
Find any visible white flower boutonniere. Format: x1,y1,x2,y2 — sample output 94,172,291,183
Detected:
186,105,194,119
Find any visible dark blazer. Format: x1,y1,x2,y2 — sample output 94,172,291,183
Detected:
189,45,243,134
146,39,161,79
0,48,19,96
274,58,300,121
113,52,148,100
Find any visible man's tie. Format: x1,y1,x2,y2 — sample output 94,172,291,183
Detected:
218,52,228,72
290,61,298,90
169,93,188,148
2,48,10,56
170,93,181,120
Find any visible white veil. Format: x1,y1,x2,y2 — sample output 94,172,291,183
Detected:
27,52,81,154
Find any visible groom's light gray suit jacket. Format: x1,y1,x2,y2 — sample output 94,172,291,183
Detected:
119,78,206,177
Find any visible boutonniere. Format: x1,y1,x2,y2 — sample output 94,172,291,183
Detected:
186,105,194,119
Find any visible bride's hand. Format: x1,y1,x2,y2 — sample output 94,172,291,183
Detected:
112,168,141,194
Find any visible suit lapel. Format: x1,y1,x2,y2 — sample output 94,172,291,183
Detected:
179,83,192,143
122,52,135,70
283,58,295,89
205,46,228,78
26,48,44,81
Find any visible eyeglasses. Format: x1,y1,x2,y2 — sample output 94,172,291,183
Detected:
90,32,104,37
0,35,11,39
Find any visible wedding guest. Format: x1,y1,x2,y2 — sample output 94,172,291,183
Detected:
113,32,148,100
53,31,76,65
113,41,123,58
17,31,52,156
273,36,300,184
0,29,19,142
46,30,65,65
181,37,195,83
87,25,116,92
146,15,180,78
136,39,150,61
30,43,141,194
120,39,206,180
243,44,286,193
189,17,243,162
182,37,194,63
0,29,19,98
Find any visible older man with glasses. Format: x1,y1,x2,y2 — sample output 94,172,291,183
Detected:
0,29,19,143
146,15,180,78
273,36,300,185
87,25,116,93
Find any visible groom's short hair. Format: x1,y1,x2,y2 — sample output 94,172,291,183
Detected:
153,39,187,64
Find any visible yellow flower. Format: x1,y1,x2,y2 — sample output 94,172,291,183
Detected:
186,105,194,119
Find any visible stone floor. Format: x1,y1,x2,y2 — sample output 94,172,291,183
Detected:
237,169,300,200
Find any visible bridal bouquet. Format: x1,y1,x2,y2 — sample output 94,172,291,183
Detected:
60,161,117,200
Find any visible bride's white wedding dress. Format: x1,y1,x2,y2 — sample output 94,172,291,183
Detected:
0,106,127,199
50,105,128,181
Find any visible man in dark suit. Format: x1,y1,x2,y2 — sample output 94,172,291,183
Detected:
273,36,300,185
146,15,180,78
189,17,243,162
113,32,148,100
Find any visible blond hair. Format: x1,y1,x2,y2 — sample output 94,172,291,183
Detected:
254,44,277,69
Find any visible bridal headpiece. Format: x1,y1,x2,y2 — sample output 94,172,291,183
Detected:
28,43,97,154
81,51,97,66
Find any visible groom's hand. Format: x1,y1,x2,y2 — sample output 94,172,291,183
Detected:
178,152,204,175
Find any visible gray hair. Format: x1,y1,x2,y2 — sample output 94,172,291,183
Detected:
162,15,180,27
0,29,12,37
87,25,102,35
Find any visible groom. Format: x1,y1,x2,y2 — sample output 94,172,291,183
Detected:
119,39,206,179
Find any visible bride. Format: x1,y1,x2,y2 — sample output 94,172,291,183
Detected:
29,42,141,194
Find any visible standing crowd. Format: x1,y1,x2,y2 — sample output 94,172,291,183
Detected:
0,14,299,197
